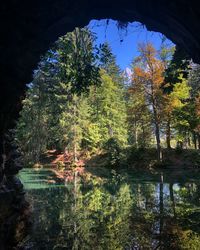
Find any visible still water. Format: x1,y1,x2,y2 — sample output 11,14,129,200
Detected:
18,168,200,250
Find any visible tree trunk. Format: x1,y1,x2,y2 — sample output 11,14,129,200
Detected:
141,120,145,147
166,117,171,149
177,141,183,149
197,133,200,150
187,132,191,148
74,141,78,163
108,125,114,137
73,98,78,163
169,183,176,218
135,120,138,148
152,97,162,162
159,173,164,248
155,122,162,162
193,131,197,149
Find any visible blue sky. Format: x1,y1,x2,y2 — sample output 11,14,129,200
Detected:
88,19,174,70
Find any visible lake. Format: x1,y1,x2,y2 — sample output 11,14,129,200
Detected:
18,167,200,249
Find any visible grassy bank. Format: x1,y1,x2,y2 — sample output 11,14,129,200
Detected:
34,147,200,171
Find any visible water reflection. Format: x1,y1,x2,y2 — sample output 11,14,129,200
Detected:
18,168,200,250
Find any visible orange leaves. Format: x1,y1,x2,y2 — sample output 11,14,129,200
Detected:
133,66,145,78
130,43,165,99
138,42,156,62
151,61,165,87
195,93,200,116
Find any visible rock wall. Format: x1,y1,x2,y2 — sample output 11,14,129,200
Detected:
0,132,29,249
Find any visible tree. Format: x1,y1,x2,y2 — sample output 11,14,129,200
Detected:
164,46,190,92
89,70,128,148
99,42,123,84
158,38,175,148
16,28,100,163
59,93,91,162
127,70,152,148
16,64,51,163
57,27,100,93
188,63,200,148
131,43,165,161
162,75,190,148
169,63,200,149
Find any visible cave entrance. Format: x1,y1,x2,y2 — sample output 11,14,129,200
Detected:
12,17,200,247
15,19,175,167
15,19,199,170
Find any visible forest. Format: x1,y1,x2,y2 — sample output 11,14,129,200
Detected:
12,24,200,250
15,27,200,169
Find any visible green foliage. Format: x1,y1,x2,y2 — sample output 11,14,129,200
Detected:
56,28,100,93
103,138,121,166
170,75,191,105
16,29,128,164
89,70,128,148
56,161,65,171
81,122,104,154
128,147,146,161
16,29,200,167
188,63,200,96
99,42,123,84
16,28,100,163
127,75,152,147
164,46,190,92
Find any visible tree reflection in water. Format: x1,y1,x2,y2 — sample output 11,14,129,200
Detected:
18,168,200,250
